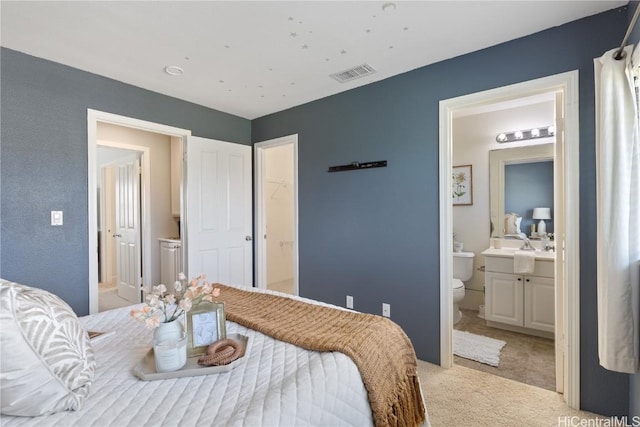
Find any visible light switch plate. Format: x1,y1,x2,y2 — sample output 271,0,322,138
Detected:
51,210,63,226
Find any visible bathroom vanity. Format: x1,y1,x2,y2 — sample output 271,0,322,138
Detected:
159,238,182,286
482,247,555,338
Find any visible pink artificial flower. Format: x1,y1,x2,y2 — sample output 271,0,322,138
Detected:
145,317,160,328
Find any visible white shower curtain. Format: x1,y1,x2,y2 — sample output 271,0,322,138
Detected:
595,45,640,374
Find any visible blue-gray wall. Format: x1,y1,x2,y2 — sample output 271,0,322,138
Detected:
0,47,252,317
252,6,631,417
505,161,554,235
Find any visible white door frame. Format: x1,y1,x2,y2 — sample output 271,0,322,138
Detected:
438,70,580,409
254,134,299,294
87,109,191,314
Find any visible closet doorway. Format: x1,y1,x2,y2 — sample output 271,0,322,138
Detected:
255,135,299,295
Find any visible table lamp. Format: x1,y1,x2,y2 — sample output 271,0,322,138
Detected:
532,207,551,235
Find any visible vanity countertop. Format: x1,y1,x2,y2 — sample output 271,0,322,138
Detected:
158,237,181,243
482,247,555,261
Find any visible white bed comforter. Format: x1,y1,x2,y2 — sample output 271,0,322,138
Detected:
2,303,374,427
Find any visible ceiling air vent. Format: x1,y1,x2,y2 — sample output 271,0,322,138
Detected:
330,64,376,83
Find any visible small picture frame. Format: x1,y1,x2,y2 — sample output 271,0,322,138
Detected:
452,164,473,206
186,301,226,357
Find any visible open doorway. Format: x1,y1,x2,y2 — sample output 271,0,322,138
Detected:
88,110,191,314
450,96,557,391
439,71,581,409
95,122,179,312
255,135,299,295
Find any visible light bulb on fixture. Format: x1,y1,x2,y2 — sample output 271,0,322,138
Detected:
496,125,555,143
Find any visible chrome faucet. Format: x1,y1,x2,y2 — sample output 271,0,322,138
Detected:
520,238,536,251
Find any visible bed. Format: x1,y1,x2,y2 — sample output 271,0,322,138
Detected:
0,280,428,427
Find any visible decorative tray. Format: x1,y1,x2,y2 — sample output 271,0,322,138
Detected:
133,333,250,381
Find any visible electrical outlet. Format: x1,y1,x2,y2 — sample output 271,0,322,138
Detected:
382,303,391,318
346,295,354,309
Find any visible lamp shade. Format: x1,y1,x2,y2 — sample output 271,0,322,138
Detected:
532,207,551,220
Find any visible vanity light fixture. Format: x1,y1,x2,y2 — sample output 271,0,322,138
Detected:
495,125,555,143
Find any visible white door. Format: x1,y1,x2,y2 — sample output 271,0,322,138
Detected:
115,158,142,303
553,90,566,394
186,137,252,286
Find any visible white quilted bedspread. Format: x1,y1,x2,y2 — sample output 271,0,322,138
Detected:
2,303,374,427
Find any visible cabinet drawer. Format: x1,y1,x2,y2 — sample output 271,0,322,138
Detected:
485,256,554,278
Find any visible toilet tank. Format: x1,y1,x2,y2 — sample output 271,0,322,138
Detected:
452,251,475,281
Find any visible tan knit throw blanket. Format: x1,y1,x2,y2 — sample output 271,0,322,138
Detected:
215,284,426,427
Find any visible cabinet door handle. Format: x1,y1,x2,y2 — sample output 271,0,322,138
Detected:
526,278,530,282
517,277,522,281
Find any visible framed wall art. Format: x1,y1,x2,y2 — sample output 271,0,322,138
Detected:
452,164,473,206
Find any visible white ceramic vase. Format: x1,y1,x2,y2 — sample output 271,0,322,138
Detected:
153,319,187,372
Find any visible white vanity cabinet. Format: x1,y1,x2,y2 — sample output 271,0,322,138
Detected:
160,239,182,286
483,249,555,337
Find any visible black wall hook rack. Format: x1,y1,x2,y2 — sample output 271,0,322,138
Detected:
328,160,387,173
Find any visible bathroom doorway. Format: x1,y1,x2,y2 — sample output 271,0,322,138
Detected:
439,71,580,408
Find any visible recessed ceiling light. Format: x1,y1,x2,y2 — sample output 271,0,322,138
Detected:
164,65,184,76
382,2,396,12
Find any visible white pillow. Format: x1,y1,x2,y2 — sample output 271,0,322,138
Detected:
504,212,523,235
0,280,95,416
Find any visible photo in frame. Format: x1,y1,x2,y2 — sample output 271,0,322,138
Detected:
452,164,473,205
187,301,227,357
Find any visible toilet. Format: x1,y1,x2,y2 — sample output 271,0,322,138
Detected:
452,251,475,324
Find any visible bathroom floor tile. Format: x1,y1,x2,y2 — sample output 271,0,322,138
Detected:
453,308,556,391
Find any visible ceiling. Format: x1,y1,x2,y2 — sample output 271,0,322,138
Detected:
0,1,627,120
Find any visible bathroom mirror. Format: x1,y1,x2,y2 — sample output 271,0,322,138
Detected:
489,143,554,238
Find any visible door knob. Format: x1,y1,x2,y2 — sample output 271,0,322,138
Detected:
245,236,252,241
113,233,122,238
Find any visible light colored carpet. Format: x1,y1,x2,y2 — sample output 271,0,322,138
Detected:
268,279,295,295
99,287,131,312
453,330,506,367
418,360,607,426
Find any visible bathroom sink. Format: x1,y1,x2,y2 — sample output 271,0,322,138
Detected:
482,247,555,261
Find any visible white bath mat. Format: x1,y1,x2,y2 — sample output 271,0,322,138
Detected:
453,330,506,367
